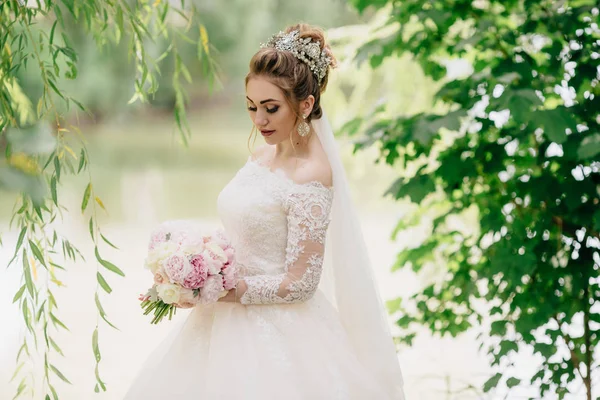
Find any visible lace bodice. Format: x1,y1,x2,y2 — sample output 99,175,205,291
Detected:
217,157,334,304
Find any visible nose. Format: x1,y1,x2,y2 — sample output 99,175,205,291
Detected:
254,110,269,128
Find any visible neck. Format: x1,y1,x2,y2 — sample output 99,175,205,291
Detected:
274,128,312,160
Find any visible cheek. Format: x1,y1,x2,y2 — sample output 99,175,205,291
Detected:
274,108,296,129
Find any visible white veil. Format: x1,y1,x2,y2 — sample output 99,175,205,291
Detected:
312,112,406,400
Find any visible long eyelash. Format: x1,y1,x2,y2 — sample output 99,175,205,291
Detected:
247,106,257,112
266,107,279,114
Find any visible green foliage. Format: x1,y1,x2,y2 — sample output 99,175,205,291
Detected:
0,0,215,398
349,0,600,398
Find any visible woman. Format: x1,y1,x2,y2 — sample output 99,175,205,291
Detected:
125,23,405,399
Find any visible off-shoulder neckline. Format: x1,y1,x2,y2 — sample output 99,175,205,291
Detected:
246,156,334,193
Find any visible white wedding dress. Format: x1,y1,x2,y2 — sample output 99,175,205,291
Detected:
124,154,405,399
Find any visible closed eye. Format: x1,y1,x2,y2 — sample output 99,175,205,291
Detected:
266,106,279,114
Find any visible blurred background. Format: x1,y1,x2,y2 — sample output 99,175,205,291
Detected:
1,0,598,399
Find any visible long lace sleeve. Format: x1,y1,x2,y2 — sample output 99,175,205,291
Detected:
235,186,333,305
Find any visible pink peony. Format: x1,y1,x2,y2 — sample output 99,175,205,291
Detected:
199,275,225,304
221,264,238,291
148,229,169,251
224,248,235,265
162,253,191,285
213,229,232,251
182,255,209,289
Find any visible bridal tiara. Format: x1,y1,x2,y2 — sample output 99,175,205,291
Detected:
260,30,333,84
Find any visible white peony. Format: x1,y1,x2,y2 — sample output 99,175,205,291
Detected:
156,283,181,305
204,242,228,263
145,242,179,273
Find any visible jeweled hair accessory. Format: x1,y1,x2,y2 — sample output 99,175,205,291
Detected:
260,30,332,84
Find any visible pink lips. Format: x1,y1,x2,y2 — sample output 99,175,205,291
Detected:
260,130,275,137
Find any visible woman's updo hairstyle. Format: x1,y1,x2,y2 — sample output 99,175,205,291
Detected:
245,23,337,122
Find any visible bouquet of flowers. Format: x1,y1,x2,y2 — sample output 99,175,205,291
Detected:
139,221,237,324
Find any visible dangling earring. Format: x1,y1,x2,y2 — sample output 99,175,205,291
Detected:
297,115,310,137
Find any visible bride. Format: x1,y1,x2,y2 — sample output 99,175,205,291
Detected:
125,23,406,399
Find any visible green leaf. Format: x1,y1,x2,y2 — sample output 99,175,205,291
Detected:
12,285,26,303
506,377,521,388
95,293,118,330
50,364,71,384
49,20,58,45
81,183,92,213
100,233,119,250
77,148,86,173
97,272,112,294
54,156,61,182
29,240,47,267
50,176,57,205
493,88,542,124
531,107,577,144
49,384,58,400
50,312,69,331
22,254,34,297
483,372,502,392
577,133,600,159
92,328,101,362
49,337,64,356
89,217,94,240
14,226,27,257
386,173,436,203
48,79,65,99
95,247,125,277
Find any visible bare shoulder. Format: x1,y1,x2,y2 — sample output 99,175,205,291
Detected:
292,155,333,188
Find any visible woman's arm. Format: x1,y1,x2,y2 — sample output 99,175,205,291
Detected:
220,185,332,304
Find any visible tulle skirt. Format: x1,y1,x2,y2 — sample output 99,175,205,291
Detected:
124,291,399,399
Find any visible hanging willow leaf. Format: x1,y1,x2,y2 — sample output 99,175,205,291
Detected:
89,217,94,240
94,247,125,277
14,226,27,257
22,255,34,297
92,328,101,362
49,337,64,357
28,240,47,268
49,312,69,331
97,272,112,294
12,285,26,303
100,233,119,250
77,148,86,173
81,183,92,213
50,364,71,384
50,176,57,205
95,293,118,330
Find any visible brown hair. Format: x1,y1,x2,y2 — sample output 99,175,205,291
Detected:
246,23,337,150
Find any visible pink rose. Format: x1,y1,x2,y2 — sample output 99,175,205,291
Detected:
182,255,209,289
153,270,168,285
178,288,200,306
162,253,191,285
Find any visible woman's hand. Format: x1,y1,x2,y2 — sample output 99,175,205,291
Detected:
174,301,195,309
217,289,237,303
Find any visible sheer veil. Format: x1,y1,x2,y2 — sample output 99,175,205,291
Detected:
313,112,406,400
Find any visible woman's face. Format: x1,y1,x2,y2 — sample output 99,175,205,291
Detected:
246,77,298,145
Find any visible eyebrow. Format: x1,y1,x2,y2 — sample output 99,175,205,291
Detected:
246,96,281,104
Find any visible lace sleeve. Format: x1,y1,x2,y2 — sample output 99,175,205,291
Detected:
235,186,333,305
